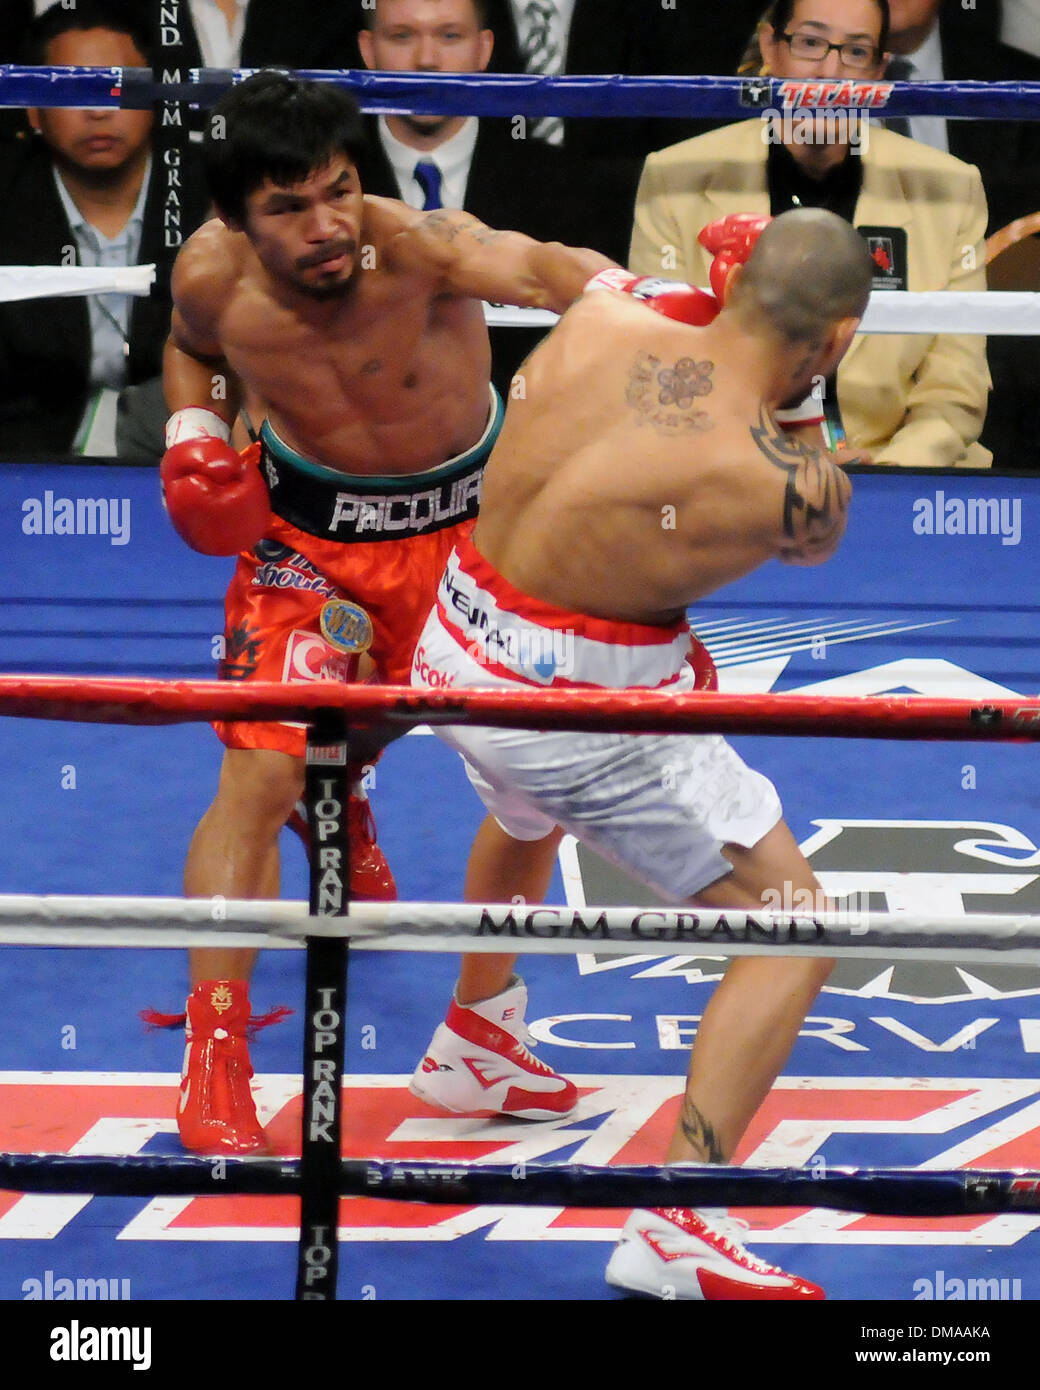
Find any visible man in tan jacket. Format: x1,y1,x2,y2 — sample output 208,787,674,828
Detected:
630,0,991,469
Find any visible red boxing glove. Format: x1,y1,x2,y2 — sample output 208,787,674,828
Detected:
161,427,270,557
697,213,772,302
584,268,719,326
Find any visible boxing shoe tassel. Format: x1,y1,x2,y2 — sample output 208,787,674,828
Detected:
139,1004,293,1036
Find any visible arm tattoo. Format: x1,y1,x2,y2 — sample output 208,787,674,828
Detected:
625,350,715,435
750,407,849,557
679,1096,726,1163
421,210,464,243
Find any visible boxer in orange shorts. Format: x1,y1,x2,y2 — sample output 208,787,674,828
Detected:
156,71,634,1156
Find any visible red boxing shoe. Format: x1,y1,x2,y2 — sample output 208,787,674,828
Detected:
346,791,397,900
286,783,396,901
177,979,269,1155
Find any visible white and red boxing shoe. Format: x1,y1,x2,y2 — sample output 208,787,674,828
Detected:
606,1206,825,1300
409,978,577,1120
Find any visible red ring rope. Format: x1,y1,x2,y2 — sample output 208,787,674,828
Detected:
0,675,1034,738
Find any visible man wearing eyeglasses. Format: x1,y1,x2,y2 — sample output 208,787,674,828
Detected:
630,0,991,471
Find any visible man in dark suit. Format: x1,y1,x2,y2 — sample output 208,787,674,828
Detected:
347,0,767,161
885,0,1040,470
481,0,767,159
887,0,1040,235
146,0,357,75
356,0,632,397
0,2,206,458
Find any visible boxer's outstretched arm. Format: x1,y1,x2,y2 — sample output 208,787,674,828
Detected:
386,207,615,313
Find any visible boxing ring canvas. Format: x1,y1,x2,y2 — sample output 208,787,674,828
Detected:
0,460,1038,1302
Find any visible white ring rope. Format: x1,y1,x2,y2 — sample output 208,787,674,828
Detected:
0,265,1031,334
0,264,156,303
485,290,1040,335
4,893,1040,963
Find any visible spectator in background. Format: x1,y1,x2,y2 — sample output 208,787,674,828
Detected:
348,0,768,163
881,0,1040,471
474,0,768,159
0,0,31,60
355,0,630,399
148,0,357,74
146,0,360,147
1002,0,1040,63
0,0,47,141
630,0,992,470
880,0,1040,235
0,1,207,458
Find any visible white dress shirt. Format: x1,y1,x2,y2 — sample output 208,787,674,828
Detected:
1002,0,1040,61
901,22,949,155
377,116,479,211
188,0,248,68
52,159,151,453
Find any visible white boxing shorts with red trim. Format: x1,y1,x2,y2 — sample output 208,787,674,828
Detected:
412,533,783,901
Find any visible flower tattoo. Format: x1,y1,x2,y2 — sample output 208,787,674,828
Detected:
657,358,713,408
626,351,715,435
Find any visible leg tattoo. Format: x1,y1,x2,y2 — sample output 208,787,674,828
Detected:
679,1096,726,1163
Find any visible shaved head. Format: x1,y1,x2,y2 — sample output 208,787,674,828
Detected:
728,208,874,346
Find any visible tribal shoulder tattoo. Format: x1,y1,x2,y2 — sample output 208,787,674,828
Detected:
625,350,715,435
750,408,851,561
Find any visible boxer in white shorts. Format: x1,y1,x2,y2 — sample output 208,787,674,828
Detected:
418,531,783,901
413,208,875,1300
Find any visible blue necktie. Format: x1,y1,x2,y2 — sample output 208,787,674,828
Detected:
413,160,443,210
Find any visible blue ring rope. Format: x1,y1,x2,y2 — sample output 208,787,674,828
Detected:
1,66,1040,119
1,1154,1037,1217
2,54,1036,1290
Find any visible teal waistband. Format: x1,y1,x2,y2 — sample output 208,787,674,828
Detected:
258,384,503,494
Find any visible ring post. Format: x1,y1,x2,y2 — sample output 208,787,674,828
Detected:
295,711,351,1301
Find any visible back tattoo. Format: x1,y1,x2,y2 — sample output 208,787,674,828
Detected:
625,350,715,435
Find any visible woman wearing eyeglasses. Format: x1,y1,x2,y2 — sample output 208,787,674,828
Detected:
630,0,991,470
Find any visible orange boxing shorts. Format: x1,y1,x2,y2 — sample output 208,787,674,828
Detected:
213,388,503,757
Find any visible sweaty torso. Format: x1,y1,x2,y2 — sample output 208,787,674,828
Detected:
474,295,828,624
200,200,491,475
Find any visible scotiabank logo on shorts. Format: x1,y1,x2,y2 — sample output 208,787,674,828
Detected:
413,644,455,689
282,629,358,685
